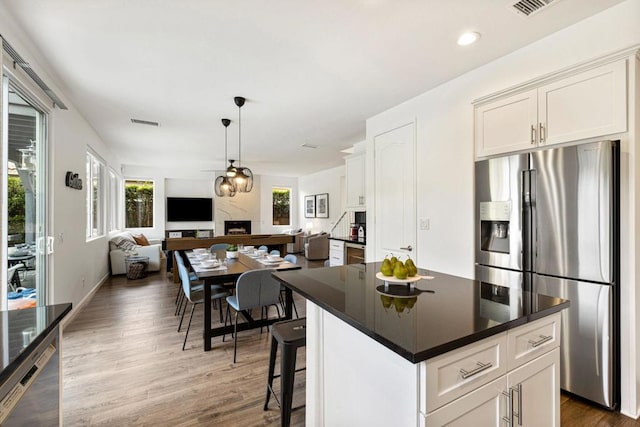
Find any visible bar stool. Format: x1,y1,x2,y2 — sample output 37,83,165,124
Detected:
264,318,306,427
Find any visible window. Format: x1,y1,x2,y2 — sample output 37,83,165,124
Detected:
108,169,121,232
86,149,105,239
272,187,291,226
125,179,154,228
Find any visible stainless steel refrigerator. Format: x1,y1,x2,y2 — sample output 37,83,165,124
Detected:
475,140,619,409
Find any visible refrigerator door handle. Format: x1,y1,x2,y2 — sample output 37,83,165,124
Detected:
595,286,604,377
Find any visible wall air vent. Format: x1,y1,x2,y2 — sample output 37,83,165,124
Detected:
130,118,159,127
1,36,68,110
510,0,557,17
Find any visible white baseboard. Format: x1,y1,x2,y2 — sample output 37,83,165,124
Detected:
59,273,109,330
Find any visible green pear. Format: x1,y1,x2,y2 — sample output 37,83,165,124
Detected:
380,295,393,309
406,261,418,277
394,261,408,280
380,259,393,276
393,298,406,313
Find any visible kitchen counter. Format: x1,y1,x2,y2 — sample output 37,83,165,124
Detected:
0,303,71,426
274,262,568,363
274,264,568,425
327,236,366,245
0,303,71,385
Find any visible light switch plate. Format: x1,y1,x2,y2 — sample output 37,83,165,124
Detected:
419,218,430,230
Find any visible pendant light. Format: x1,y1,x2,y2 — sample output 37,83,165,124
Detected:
214,118,237,197
233,96,254,193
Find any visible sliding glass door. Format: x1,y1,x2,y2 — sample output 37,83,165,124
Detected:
2,75,48,310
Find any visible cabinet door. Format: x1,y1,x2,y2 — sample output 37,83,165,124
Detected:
538,60,627,147
507,348,559,427
423,376,508,427
475,89,537,158
346,154,365,208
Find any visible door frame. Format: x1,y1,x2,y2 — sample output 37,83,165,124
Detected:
1,43,53,309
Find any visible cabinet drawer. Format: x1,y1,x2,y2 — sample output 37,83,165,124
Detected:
421,332,507,413
507,312,560,370
329,240,345,250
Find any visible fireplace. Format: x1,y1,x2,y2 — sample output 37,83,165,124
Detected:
224,220,251,235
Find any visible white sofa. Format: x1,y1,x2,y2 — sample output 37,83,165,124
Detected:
109,232,163,275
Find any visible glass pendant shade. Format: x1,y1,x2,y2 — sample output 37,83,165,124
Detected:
214,118,236,197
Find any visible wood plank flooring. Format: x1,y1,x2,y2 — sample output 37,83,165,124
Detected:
62,260,639,426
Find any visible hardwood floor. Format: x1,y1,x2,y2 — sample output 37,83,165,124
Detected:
63,271,307,426
62,257,639,426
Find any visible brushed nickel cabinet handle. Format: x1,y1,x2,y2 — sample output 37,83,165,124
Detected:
528,334,552,347
530,125,536,144
459,361,492,379
512,383,523,426
539,122,545,143
502,389,513,425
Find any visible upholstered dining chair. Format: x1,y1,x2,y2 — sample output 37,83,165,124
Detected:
209,243,228,253
174,252,200,316
258,245,268,252
176,256,229,351
225,269,282,363
270,249,281,257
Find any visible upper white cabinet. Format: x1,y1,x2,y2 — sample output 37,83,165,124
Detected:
345,153,366,209
475,59,627,158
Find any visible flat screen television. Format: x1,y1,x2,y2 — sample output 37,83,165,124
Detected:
166,197,213,222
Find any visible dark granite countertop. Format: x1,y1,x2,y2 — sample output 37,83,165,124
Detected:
329,236,366,245
273,263,568,363
0,303,72,385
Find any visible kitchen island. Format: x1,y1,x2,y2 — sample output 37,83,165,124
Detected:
273,263,568,426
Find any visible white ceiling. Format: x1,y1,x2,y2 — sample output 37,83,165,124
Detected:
2,0,625,177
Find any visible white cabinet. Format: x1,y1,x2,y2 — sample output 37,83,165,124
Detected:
345,154,365,209
424,348,559,427
475,59,627,158
506,348,560,427
423,377,507,427
329,239,344,266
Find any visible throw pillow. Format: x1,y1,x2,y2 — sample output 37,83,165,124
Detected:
133,234,150,246
110,233,137,251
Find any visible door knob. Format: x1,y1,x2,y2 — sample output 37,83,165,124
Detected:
400,245,413,251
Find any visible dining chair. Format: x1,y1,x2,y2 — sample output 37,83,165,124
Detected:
283,254,297,264
209,243,228,253
176,259,229,350
225,269,282,363
258,245,268,252
270,250,281,257
7,263,25,292
175,252,226,324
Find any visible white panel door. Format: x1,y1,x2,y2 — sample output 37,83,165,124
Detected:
374,122,416,261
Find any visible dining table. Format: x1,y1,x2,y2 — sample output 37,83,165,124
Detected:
185,249,301,351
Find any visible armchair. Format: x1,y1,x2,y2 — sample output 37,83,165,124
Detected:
304,233,329,260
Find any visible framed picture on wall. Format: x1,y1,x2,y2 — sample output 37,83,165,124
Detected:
304,195,316,218
316,193,329,218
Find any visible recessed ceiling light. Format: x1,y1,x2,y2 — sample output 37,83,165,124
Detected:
457,31,481,46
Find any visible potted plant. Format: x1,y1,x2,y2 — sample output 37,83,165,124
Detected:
226,244,239,259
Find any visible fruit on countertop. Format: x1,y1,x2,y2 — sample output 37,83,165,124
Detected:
405,257,418,277
380,258,393,276
393,261,408,280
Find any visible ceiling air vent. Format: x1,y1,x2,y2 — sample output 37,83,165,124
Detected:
510,0,557,17
130,118,159,127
